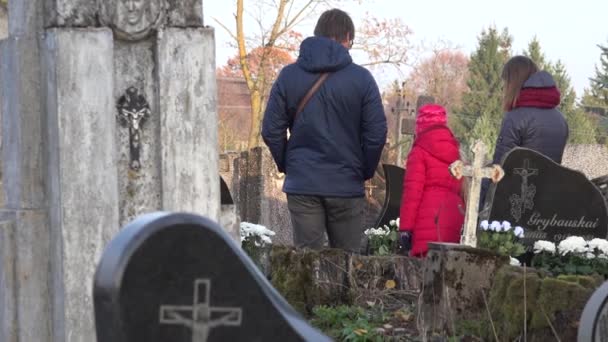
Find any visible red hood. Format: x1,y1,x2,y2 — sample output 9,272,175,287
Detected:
414,126,460,164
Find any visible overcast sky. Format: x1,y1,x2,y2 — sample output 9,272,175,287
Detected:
206,0,608,97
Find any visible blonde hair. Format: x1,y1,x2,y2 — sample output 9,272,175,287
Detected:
501,56,539,111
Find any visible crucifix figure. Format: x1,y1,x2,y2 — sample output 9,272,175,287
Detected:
449,141,505,247
159,278,243,342
117,87,151,171
509,159,538,222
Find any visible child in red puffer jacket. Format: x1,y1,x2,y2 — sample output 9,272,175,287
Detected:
399,104,465,257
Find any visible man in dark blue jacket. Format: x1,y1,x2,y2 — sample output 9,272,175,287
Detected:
261,9,387,253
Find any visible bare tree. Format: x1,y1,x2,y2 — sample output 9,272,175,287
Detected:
215,0,413,148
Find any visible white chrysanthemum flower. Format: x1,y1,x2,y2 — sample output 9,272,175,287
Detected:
586,252,597,259
510,257,521,266
588,238,608,257
558,236,588,255
240,222,275,244
480,220,489,230
513,226,524,238
390,220,396,227
501,221,512,231
396,218,400,228
533,240,556,254
490,221,502,232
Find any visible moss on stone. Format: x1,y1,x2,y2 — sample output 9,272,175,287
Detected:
478,265,597,341
269,246,351,316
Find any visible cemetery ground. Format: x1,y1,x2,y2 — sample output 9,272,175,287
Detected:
236,145,608,341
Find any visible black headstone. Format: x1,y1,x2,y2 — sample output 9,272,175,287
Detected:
485,148,608,250
93,212,330,342
374,164,405,228
578,280,608,341
220,176,234,205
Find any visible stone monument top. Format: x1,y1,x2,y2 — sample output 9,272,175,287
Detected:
98,0,168,41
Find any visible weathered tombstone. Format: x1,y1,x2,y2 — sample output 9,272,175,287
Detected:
0,0,218,340
93,212,330,342
578,280,608,341
234,147,292,245
374,164,405,228
484,148,608,249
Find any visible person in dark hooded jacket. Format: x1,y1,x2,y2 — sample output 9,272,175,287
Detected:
480,56,569,209
399,104,465,257
261,9,387,253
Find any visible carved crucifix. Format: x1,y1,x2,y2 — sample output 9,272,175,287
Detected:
509,159,538,222
449,141,505,247
159,278,243,342
117,87,150,171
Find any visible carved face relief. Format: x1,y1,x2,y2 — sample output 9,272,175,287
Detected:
99,0,167,41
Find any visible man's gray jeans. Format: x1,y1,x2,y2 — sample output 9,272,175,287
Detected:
287,194,365,253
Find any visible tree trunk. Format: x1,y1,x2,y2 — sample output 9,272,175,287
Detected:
248,90,263,149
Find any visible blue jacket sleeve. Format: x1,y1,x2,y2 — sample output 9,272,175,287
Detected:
361,76,388,180
261,74,289,173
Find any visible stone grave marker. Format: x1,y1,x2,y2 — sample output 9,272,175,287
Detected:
578,281,608,341
94,212,330,342
0,0,219,340
374,164,405,228
484,148,608,249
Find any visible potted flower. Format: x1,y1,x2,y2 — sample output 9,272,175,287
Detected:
478,220,525,260
364,219,399,256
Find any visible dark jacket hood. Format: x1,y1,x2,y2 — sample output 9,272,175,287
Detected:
523,71,557,88
415,126,460,164
297,36,353,73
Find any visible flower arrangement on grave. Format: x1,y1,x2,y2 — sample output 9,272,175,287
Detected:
531,236,608,277
241,222,275,254
364,219,399,256
478,220,526,259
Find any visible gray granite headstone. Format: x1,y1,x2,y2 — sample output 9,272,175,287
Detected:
93,212,330,342
578,281,608,341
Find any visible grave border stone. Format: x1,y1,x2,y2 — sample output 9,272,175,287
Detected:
93,212,331,342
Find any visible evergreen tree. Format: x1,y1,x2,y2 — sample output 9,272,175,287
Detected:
524,36,547,70
460,27,512,157
587,42,608,107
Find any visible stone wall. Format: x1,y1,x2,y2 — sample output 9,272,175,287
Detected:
562,144,608,180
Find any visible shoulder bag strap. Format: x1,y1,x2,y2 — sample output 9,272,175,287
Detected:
294,73,330,119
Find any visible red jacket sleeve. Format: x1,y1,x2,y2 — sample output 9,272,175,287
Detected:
399,146,426,231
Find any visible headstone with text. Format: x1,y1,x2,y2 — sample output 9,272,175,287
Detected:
484,148,608,249
93,212,330,342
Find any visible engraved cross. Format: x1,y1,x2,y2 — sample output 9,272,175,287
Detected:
159,279,243,342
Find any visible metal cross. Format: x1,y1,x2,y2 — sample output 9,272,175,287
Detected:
449,141,505,247
159,278,243,342
117,87,151,171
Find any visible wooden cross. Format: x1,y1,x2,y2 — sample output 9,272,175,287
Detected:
159,278,243,342
449,141,505,247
